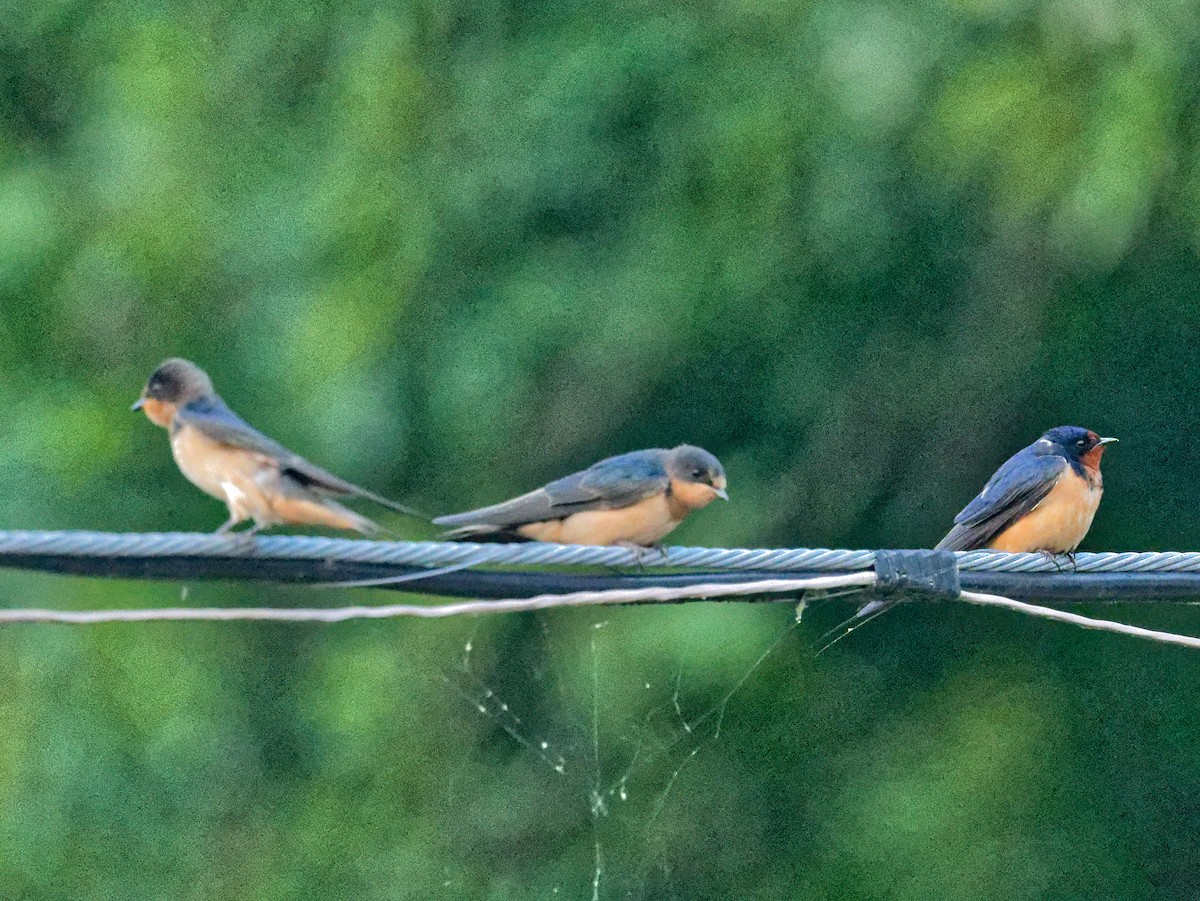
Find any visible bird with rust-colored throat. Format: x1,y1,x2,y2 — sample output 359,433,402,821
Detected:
133,358,418,536
935,425,1117,555
820,425,1117,651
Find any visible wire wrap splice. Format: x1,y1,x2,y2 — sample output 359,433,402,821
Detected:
873,549,960,600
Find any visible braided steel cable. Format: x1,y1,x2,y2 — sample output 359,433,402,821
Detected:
0,530,879,571
1,531,1200,602
6,529,1200,571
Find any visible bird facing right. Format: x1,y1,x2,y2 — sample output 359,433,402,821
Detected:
936,425,1118,554
433,445,727,549
816,425,1119,653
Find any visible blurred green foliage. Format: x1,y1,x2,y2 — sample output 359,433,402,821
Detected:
2,0,1200,897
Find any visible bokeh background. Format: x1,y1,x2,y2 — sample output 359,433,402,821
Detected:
3,0,1200,897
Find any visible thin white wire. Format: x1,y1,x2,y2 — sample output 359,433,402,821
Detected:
1,575,1198,653
0,573,876,624
959,590,1200,650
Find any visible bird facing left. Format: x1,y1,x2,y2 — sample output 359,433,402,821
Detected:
132,358,419,536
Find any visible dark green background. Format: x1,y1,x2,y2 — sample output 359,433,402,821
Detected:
2,0,1199,897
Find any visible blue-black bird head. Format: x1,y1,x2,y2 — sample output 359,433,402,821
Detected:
1039,426,1118,463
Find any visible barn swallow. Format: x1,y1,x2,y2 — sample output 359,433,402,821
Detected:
433,445,727,549
819,425,1117,652
935,425,1117,554
132,358,417,536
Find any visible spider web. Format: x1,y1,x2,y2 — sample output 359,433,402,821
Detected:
437,600,820,899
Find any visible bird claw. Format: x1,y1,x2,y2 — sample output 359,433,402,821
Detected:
1039,550,1078,573
616,541,668,569
214,519,262,544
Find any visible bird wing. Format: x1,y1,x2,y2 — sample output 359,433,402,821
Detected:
433,450,670,530
174,399,420,517
935,450,1066,551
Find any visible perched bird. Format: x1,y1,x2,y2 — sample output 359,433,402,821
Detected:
433,445,728,548
818,425,1117,652
132,358,416,536
935,425,1117,554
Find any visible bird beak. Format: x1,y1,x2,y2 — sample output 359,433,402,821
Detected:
130,397,145,412
713,487,729,501
1098,437,1118,446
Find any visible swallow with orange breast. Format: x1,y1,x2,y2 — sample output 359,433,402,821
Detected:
935,425,1117,555
818,425,1117,652
432,445,727,549
133,358,418,536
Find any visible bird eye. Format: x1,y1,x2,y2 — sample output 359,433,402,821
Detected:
691,468,705,480
1076,439,1086,447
